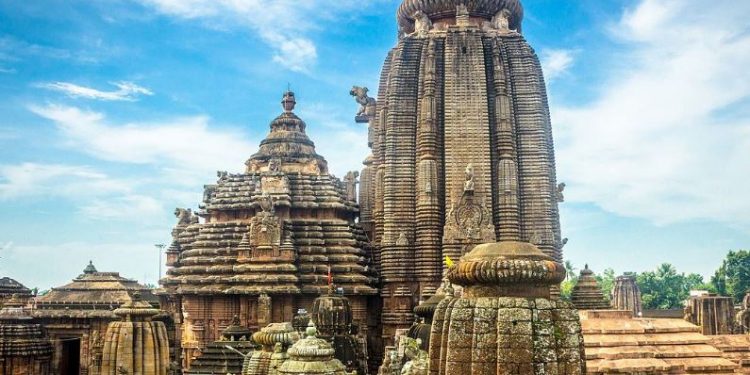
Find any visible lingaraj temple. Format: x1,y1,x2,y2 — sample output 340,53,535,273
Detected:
3,1,750,374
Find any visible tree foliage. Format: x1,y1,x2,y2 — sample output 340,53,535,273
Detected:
711,250,750,303
637,263,706,309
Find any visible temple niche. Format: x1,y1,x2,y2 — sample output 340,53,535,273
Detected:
357,0,564,343
160,91,377,371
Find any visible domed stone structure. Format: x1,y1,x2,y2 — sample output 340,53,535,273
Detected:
429,242,585,374
100,293,170,375
243,322,299,375
161,91,378,369
0,294,53,374
277,324,349,375
570,265,610,310
311,288,367,374
359,0,566,341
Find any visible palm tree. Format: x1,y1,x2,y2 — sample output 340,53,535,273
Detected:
565,260,577,281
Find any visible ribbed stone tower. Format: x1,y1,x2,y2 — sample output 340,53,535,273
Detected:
100,293,170,375
611,273,643,317
360,0,564,339
429,242,585,374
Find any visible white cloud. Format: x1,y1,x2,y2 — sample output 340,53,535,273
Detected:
29,104,255,184
554,0,750,227
136,0,379,73
541,49,575,81
0,163,130,199
80,195,164,220
0,66,15,74
38,81,153,101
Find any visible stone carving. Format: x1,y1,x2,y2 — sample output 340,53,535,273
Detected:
175,208,193,225
455,4,470,27
202,184,217,204
412,11,432,36
399,337,427,375
344,171,359,202
249,197,281,248
463,164,475,193
395,232,409,246
350,86,377,122
217,170,228,180
257,293,272,328
557,182,566,202
737,292,750,333
268,158,282,173
492,8,512,31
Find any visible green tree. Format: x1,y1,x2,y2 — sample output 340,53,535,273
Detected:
637,263,706,309
560,260,578,301
711,250,750,303
595,268,616,302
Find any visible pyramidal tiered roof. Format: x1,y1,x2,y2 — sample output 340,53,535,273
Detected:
162,92,376,296
35,262,159,318
571,264,611,310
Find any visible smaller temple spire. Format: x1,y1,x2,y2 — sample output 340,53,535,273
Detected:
83,261,97,274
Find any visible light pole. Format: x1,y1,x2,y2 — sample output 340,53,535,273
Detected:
155,243,165,283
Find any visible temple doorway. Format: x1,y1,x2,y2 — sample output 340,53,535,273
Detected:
59,337,80,375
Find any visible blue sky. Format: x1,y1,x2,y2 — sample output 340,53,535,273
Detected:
0,0,748,290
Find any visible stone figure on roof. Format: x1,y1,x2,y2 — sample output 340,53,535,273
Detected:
412,10,432,35
492,8,512,31
175,208,193,225
350,86,376,122
556,182,566,202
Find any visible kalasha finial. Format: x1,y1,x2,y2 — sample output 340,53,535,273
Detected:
282,90,296,112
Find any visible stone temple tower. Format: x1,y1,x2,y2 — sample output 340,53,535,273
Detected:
361,0,564,339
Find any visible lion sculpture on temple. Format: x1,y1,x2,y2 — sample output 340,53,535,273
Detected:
350,86,376,120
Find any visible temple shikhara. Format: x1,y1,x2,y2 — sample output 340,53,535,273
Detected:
3,1,748,374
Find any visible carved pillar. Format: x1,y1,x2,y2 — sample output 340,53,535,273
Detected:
490,39,521,241
415,38,442,295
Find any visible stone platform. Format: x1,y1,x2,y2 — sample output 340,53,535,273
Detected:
581,310,739,374
708,335,750,373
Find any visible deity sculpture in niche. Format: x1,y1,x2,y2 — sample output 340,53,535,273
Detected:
249,193,281,259
443,164,494,248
